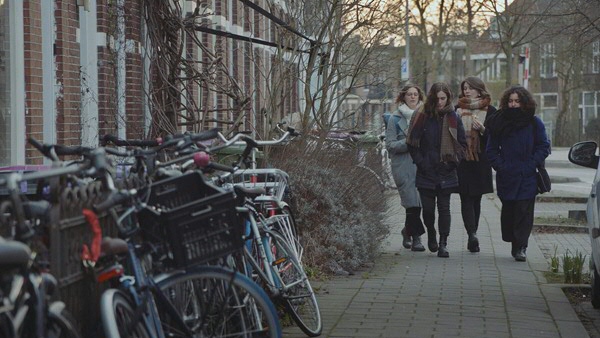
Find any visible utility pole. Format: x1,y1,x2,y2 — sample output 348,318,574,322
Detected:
405,0,410,82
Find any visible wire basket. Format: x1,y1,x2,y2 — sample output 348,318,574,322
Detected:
231,169,292,203
138,171,243,268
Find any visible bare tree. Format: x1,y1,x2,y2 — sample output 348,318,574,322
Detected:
482,0,556,87
143,1,250,137
544,0,600,145
277,0,405,139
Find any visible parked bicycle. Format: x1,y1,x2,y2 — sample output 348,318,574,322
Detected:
0,160,89,338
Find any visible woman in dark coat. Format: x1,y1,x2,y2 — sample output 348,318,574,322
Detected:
456,77,496,253
407,83,467,258
486,86,550,262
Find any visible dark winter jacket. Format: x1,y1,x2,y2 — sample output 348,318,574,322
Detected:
457,105,497,196
408,111,467,190
486,116,550,200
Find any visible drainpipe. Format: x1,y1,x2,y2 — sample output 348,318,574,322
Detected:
116,0,126,139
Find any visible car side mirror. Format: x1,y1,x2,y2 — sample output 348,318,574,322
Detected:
569,141,600,169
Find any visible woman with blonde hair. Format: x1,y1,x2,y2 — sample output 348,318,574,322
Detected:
383,84,428,252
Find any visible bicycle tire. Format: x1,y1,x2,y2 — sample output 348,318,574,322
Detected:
156,266,282,338
100,289,153,338
47,302,82,338
279,206,302,261
269,230,322,337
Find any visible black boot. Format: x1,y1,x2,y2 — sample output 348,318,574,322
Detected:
411,236,425,251
467,232,480,253
401,227,411,249
427,228,438,253
437,235,449,258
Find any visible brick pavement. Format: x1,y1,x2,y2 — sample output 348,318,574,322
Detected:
283,191,590,338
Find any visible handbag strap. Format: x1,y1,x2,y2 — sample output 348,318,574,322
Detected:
531,118,546,169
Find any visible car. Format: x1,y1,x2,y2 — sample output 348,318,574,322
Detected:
569,141,600,308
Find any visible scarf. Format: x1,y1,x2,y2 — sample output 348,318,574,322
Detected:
457,97,490,161
487,107,535,138
407,104,464,163
397,103,419,120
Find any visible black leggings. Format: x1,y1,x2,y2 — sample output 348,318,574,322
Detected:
460,193,482,234
418,188,453,236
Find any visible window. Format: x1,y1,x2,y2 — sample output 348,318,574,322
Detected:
535,93,558,122
0,1,10,165
593,40,600,74
581,91,600,130
540,43,556,78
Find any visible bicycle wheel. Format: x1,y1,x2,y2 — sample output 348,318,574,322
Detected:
156,266,281,338
278,207,302,261
47,302,82,338
100,289,152,338
269,230,322,337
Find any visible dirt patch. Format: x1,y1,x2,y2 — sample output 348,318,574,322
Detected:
533,225,588,234
563,287,600,338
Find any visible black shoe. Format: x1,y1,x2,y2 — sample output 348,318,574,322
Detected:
515,247,527,262
401,227,412,249
427,231,439,253
411,236,426,252
437,245,449,258
437,235,449,258
511,242,517,258
467,233,480,253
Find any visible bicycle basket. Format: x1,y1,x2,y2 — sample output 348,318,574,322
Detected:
138,171,243,268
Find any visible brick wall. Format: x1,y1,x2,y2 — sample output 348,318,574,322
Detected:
23,0,43,164
54,1,82,147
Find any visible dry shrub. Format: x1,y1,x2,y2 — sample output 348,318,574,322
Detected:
269,141,389,274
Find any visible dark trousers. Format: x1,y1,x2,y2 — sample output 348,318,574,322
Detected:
500,198,535,248
405,207,425,237
418,188,453,236
460,193,482,234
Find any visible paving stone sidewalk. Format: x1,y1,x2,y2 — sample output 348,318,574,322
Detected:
283,191,590,338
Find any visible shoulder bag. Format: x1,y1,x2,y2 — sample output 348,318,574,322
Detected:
532,119,551,194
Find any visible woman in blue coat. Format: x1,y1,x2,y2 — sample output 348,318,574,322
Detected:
486,86,550,262
407,83,467,258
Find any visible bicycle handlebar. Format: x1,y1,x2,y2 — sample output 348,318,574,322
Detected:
101,134,162,148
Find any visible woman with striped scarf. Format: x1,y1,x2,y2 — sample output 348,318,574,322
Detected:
456,77,497,253
407,83,467,258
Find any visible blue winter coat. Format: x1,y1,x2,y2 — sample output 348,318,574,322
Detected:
486,116,550,201
408,111,467,190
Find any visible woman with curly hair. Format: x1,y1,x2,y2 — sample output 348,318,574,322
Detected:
456,76,497,253
486,86,550,262
384,84,428,252
407,83,467,258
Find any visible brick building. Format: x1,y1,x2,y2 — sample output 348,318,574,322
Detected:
0,0,301,166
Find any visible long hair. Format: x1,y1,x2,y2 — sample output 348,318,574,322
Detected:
395,84,425,104
499,85,537,114
459,76,490,100
424,82,453,116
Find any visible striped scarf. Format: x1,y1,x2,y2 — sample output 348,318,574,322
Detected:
457,97,490,161
407,105,464,163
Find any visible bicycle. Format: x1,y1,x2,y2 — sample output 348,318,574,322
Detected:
28,136,283,338
0,163,85,338
198,132,322,337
